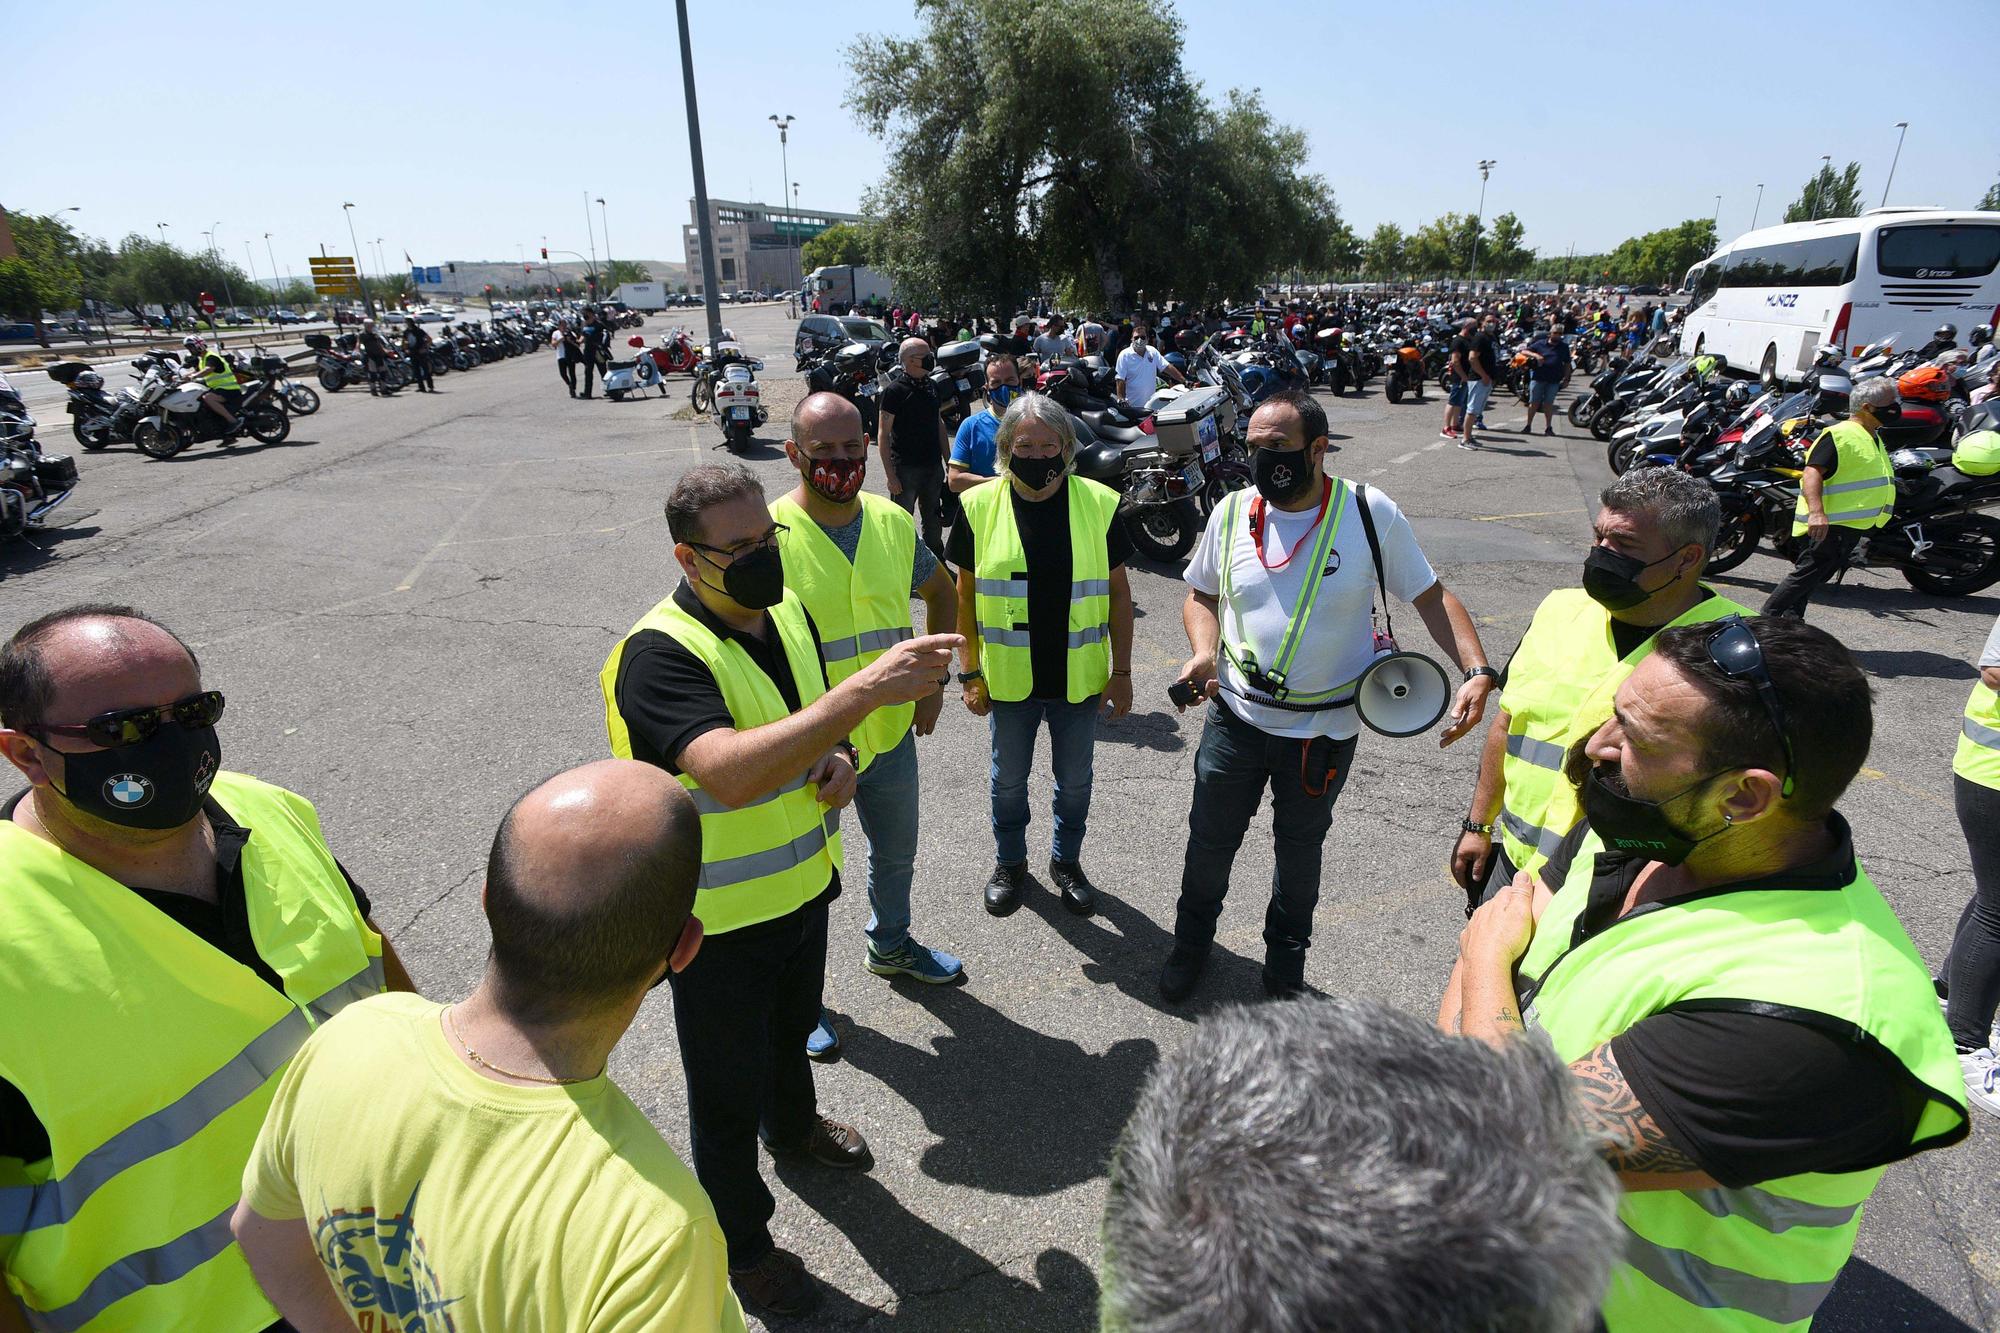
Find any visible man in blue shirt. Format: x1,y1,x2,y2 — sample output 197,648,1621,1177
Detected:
947,354,1023,494
1513,327,1571,436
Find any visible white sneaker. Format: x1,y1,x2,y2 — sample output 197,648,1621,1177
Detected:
1961,1047,2000,1118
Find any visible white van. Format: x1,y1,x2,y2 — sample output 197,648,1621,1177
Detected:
1678,208,2000,384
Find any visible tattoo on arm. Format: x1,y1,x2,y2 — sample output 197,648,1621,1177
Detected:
1570,1041,1703,1175
1491,1005,1523,1037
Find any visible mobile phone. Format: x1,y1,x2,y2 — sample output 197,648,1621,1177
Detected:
1168,679,1200,709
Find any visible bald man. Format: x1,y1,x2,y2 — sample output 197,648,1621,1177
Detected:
777,393,964,1060
877,336,951,563
233,760,747,1332
0,603,408,1333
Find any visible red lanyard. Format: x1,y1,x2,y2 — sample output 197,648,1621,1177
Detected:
1249,478,1334,570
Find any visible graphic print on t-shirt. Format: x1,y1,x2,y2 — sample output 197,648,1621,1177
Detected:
313,1181,462,1332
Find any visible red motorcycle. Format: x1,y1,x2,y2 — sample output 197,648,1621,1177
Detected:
656,328,699,375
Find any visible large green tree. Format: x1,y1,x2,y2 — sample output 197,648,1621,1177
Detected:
1782,161,1864,223
1979,175,2000,212
800,222,877,272
0,210,85,341
1362,223,1406,280
848,0,1346,312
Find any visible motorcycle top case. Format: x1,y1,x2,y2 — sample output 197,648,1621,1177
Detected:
43,361,92,386
936,340,981,374
33,455,79,488
1149,385,1228,427
303,333,334,352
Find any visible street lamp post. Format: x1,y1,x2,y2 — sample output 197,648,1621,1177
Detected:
1809,154,1832,222
769,114,796,293
583,191,599,298
597,197,614,301
1751,183,1765,231
1713,195,1722,228
210,221,235,313
1467,159,1497,291
677,0,726,348
61,207,91,345
341,203,376,317
1881,122,1909,208
265,233,283,302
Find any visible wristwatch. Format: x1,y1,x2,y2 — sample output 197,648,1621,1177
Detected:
1461,818,1493,836
1463,665,1500,684
956,668,983,684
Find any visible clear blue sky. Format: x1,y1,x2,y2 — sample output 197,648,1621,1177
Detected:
9,0,1995,280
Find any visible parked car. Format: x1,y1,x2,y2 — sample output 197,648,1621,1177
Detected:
0,323,38,343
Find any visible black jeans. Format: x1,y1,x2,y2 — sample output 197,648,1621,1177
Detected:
1762,526,1862,619
665,896,827,1265
407,350,434,391
1947,774,2000,1049
1172,701,1358,981
891,459,946,565
580,356,598,396
558,357,577,394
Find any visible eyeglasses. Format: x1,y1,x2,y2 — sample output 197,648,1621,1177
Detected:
27,691,226,749
1703,617,1795,798
688,523,788,562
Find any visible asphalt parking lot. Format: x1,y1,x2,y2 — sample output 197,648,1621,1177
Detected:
3,304,1993,1331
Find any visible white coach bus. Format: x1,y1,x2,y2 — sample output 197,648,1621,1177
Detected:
1678,208,2000,384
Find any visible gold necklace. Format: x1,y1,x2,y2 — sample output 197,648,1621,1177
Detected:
444,1005,600,1086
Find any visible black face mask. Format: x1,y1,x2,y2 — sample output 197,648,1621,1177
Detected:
698,542,786,610
1871,403,1903,425
49,722,220,831
1581,544,1684,611
1582,763,1732,866
1010,453,1067,492
1253,446,1315,504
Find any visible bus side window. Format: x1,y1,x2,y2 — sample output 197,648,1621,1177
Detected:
1693,263,1723,307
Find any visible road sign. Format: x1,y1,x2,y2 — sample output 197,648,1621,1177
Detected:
425,266,441,284
199,292,216,315
412,266,424,284
308,255,361,299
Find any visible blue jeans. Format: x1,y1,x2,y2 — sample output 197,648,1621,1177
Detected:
1465,378,1493,421
988,696,1099,865
853,728,919,952
1173,702,1357,981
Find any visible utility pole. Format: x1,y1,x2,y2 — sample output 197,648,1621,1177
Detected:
597,197,614,300
1881,122,1909,208
678,0,725,349
208,221,236,312
769,114,796,294
264,233,283,300
1750,183,1765,231
342,203,376,317
1467,159,1496,292
1809,154,1832,222
1712,195,1722,228
583,190,599,299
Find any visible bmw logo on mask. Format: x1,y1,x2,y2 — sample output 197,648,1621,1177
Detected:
105,774,154,808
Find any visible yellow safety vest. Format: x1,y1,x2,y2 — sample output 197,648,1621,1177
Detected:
1794,419,1893,536
197,351,239,392
1518,825,1967,1331
960,475,1120,704
1955,680,2000,791
601,590,843,934
771,492,916,769
0,772,384,1333
1497,587,1750,872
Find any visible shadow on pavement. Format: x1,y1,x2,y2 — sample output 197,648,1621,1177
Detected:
833,979,1156,1197
1851,648,1978,681
159,438,317,462
1095,708,1186,752
1815,1258,1979,1332
770,1164,1097,1329
0,522,102,575
1021,872,1267,1021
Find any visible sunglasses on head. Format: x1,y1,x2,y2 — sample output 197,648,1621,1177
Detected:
1703,616,1795,798
28,691,226,749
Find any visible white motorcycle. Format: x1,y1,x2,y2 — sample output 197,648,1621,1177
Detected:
692,342,766,450
133,363,290,459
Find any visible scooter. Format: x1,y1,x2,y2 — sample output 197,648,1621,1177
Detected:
694,342,766,450
603,336,670,401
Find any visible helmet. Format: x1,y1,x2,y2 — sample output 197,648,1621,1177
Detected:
1724,381,1753,408
182,335,204,352
75,370,103,391
1954,429,2000,477
1972,325,1993,347
1890,448,1935,479
1897,365,1951,403
1935,323,1959,343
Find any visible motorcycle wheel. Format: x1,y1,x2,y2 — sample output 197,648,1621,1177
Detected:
386,364,411,389
1590,408,1619,443
607,389,626,402
318,368,344,391
245,408,289,445
1123,499,1199,564
1904,514,2000,596
1703,512,1762,575
1607,437,1643,475
286,385,322,416
1384,379,1403,404
73,419,111,451
725,422,753,450
691,378,714,414
1567,395,1595,428
134,421,188,459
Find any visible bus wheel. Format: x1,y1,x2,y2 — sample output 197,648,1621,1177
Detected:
1759,345,1778,389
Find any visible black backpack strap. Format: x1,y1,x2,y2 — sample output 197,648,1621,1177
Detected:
1352,482,1394,637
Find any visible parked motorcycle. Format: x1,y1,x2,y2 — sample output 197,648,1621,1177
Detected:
232,347,321,416
132,365,290,458
1381,335,1426,404
692,342,766,450
603,336,671,401
0,383,79,541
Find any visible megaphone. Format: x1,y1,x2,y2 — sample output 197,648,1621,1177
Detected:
1354,647,1452,737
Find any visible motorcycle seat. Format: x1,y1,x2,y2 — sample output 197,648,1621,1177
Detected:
606,360,637,372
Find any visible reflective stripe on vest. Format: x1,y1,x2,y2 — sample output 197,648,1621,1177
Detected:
1793,420,1893,535
601,590,843,933
771,492,919,765
1517,825,1968,1331
1216,481,1358,705
961,476,1120,703
1495,588,1749,874
1953,682,2000,791
0,773,383,1332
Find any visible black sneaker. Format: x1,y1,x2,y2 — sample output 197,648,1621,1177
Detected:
730,1247,819,1318
985,861,1027,916
1048,859,1098,916
1159,944,1208,1003
1261,968,1307,999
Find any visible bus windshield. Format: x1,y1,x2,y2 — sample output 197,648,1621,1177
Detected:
1876,225,2000,280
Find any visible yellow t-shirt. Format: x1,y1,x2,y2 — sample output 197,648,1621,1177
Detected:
242,993,746,1333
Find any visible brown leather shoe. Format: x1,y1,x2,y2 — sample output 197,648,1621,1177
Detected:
730,1247,819,1318
765,1115,874,1171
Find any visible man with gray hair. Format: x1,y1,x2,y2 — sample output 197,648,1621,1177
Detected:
1762,377,1900,619
878,337,952,564
1453,466,1750,904
1100,998,1620,1333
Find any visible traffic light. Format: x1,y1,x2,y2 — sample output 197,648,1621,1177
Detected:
484,284,493,294
540,247,548,260
524,265,532,274
448,262,456,274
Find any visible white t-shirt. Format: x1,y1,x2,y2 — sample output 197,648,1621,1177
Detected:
1116,343,1166,406
1184,479,1438,740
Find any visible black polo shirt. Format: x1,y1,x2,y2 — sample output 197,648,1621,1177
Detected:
0,792,370,1166
611,582,840,915
1538,815,1933,1186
